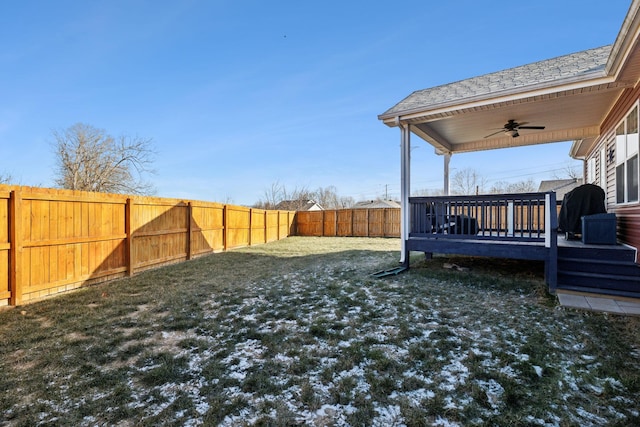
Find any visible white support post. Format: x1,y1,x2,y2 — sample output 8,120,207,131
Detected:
400,123,411,264
444,153,451,196
544,193,551,248
507,201,514,236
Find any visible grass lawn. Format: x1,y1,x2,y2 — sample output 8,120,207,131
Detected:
1,236,639,426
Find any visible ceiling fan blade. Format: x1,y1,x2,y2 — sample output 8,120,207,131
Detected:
483,129,506,138
517,126,545,130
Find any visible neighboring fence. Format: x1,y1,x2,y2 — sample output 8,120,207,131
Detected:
295,208,401,237
0,185,294,306
295,202,563,239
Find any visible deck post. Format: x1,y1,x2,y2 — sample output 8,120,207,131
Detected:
545,192,558,292
399,121,411,265
507,201,514,236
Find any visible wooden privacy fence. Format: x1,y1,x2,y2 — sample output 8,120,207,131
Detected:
0,185,294,306
295,203,563,239
295,208,401,237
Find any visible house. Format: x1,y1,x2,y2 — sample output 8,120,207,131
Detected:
378,0,640,297
274,199,323,211
538,178,584,202
353,199,401,209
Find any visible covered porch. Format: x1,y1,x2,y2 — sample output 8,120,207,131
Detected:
378,9,640,297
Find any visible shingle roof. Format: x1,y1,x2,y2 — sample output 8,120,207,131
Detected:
353,200,401,209
381,45,612,118
274,199,323,211
537,178,584,200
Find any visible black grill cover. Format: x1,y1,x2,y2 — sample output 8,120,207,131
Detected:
558,184,606,234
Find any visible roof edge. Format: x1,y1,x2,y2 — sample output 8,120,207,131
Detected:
378,70,613,124
606,0,640,77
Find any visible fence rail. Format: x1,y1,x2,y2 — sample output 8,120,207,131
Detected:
0,185,294,306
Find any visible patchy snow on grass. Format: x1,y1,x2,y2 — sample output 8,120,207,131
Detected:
1,238,639,426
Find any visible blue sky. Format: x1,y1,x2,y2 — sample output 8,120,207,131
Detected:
0,1,632,205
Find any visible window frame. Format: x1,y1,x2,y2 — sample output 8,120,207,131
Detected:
615,103,640,205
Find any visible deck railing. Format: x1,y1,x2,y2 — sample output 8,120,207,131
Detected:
410,192,557,243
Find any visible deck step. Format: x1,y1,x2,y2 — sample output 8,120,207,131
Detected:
558,257,640,277
556,243,640,297
558,270,640,290
558,245,637,263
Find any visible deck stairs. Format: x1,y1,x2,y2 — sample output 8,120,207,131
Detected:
557,242,640,298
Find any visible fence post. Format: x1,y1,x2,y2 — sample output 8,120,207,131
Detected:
366,209,370,237
290,211,295,236
9,190,23,306
351,209,355,237
187,202,193,260
383,208,389,237
223,204,228,251
248,208,253,246
125,198,134,276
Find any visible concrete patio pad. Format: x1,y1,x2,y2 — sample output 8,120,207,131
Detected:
557,291,640,316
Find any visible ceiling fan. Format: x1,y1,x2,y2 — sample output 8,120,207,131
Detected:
484,120,546,138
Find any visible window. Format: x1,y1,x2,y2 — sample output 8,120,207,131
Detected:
587,157,596,183
616,105,639,204
600,148,607,194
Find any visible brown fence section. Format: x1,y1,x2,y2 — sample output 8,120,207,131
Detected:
295,208,401,237
0,185,294,306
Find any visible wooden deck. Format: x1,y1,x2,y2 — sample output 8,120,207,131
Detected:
408,193,558,288
406,193,640,298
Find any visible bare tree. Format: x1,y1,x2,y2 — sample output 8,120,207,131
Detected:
52,123,156,195
314,185,339,209
336,196,355,209
489,178,537,194
285,186,313,206
451,168,486,195
553,163,582,180
254,183,355,209
258,181,285,209
311,185,356,209
312,185,355,209
254,182,311,209
413,188,445,197
0,173,13,184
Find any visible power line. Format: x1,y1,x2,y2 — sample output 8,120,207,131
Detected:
351,163,580,199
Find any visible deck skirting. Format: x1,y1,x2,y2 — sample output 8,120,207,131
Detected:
407,237,548,260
